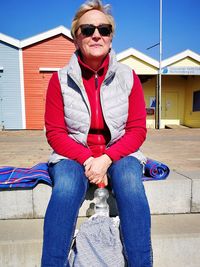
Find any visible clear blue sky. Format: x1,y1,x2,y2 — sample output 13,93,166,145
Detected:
1,0,200,60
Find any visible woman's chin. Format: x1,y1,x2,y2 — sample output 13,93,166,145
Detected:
89,50,108,60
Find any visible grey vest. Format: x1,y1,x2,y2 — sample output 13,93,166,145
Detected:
48,50,146,164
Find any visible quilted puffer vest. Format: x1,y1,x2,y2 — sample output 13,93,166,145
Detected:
49,50,146,164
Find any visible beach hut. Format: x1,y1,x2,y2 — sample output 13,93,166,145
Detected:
21,26,75,129
0,33,25,129
117,48,200,128
162,50,200,128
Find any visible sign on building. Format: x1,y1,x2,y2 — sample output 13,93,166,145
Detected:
162,66,200,75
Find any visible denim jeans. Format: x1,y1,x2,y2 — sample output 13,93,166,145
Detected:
41,157,152,267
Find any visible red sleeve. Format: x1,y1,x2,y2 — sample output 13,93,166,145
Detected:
45,72,93,164
105,71,147,161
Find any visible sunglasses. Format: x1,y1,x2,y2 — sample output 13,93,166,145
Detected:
77,24,112,37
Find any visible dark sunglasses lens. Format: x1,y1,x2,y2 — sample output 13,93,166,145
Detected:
98,26,112,36
81,26,95,36
80,24,112,37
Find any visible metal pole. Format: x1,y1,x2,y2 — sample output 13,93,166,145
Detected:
156,0,162,129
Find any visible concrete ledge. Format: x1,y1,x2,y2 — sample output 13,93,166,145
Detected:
0,214,200,267
0,171,192,219
144,171,191,214
176,171,200,212
0,190,33,219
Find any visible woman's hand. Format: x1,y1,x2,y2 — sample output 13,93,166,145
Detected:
83,156,94,168
84,154,112,185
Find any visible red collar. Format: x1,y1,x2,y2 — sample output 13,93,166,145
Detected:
78,53,109,80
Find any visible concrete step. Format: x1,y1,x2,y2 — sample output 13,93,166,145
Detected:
0,214,200,267
0,170,198,219
152,214,200,267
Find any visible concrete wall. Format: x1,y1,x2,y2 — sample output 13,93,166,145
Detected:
1,170,198,220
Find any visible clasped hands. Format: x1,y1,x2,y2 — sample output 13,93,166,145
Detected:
83,154,112,186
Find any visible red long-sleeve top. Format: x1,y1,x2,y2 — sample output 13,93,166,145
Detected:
45,55,147,164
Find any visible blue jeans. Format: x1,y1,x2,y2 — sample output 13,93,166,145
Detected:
41,157,152,267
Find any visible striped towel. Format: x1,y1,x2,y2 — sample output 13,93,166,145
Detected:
0,163,52,189
0,159,170,189
143,159,170,181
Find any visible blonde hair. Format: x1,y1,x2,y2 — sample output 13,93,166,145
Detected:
71,0,115,39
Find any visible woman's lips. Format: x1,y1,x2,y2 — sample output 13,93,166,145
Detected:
90,44,102,47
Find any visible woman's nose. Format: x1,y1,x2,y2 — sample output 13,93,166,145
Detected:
92,28,101,38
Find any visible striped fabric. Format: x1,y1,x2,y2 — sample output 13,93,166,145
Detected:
69,216,125,267
143,159,170,181
0,159,170,189
0,163,52,189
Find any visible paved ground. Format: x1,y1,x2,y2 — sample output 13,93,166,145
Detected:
0,128,200,172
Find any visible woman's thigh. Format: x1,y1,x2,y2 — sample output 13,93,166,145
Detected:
49,159,89,204
108,156,145,200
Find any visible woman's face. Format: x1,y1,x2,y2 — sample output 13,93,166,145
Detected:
75,9,112,68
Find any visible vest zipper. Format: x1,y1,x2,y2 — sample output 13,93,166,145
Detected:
94,72,100,129
95,72,98,89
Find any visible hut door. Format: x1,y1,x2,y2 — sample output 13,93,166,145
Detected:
165,92,178,119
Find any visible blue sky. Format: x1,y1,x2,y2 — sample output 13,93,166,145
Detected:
1,0,200,60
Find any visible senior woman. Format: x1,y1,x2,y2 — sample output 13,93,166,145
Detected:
41,0,152,266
